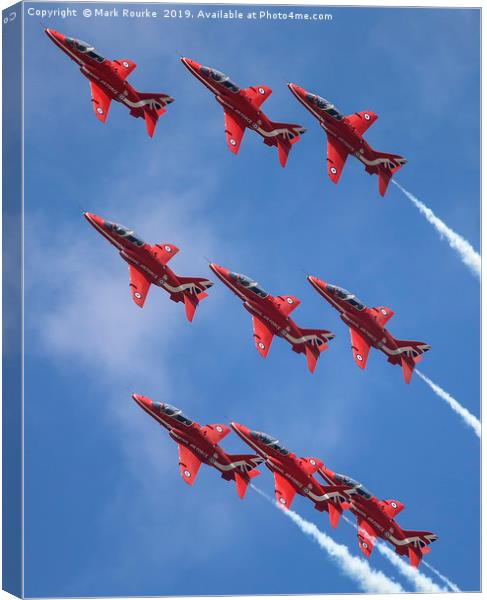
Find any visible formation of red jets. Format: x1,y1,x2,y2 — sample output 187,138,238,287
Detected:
84,212,430,382
48,28,438,571
133,394,438,568
45,28,406,194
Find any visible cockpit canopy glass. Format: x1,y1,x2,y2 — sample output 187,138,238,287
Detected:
104,221,145,247
335,473,372,499
229,272,269,298
156,403,193,426
66,37,105,62
306,93,343,120
200,66,240,93
327,284,365,311
251,431,289,455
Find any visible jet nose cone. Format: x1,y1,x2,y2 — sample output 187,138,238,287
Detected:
230,422,250,437
45,28,63,42
209,263,225,277
132,394,153,409
288,83,307,98
83,212,103,227
180,57,199,71
308,275,327,290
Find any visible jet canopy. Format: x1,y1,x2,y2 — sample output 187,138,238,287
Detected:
251,431,289,455
230,272,269,298
335,473,372,499
105,221,145,247
155,402,194,426
66,37,105,62
201,66,240,93
306,93,343,120
327,284,365,311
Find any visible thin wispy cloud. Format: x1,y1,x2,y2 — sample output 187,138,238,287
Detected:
252,486,404,594
416,370,480,438
392,180,480,279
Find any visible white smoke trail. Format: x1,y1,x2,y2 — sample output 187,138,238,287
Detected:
375,541,446,593
251,485,404,593
423,560,461,592
392,180,480,279
416,369,481,438
342,515,451,593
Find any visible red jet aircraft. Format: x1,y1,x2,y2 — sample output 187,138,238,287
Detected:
133,395,263,498
181,58,306,167
209,264,335,373
307,276,430,383
45,29,173,137
231,422,353,523
84,212,213,321
288,83,406,196
319,465,438,567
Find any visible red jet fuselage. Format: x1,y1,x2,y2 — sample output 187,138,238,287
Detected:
181,58,305,166
210,264,334,372
308,275,430,383
133,395,262,498
84,212,213,321
319,465,438,567
231,423,352,521
45,28,173,136
288,83,406,195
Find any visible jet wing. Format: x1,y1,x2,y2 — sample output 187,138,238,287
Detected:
178,444,202,486
350,328,371,369
113,59,137,78
273,472,297,509
224,109,246,155
326,138,349,184
151,243,180,265
243,85,272,108
370,306,394,328
357,519,377,557
201,424,231,445
252,315,274,357
274,295,301,316
89,81,111,123
345,111,378,136
128,264,151,308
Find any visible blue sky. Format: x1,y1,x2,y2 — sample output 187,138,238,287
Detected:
23,4,479,596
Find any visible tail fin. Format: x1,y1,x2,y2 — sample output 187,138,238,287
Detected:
224,454,263,499
295,328,335,373
132,92,173,137
266,122,306,167
365,150,406,196
327,502,343,529
390,339,431,383
169,276,213,322
234,469,260,499
397,530,438,568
